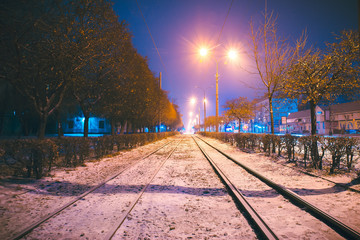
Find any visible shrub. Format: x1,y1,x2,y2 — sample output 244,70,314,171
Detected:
327,137,347,173
0,139,58,179
346,138,359,171
284,134,297,161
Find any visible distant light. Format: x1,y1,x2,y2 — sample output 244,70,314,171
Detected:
199,47,208,57
189,112,193,117
190,97,196,105
227,49,238,60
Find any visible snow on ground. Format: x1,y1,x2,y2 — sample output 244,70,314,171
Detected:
199,135,360,237
196,138,347,239
112,137,256,239
0,134,359,239
0,138,169,239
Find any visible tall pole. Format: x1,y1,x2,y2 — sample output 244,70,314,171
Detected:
198,106,201,129
159,72,162,132
215,60,219,132
204,91,207,132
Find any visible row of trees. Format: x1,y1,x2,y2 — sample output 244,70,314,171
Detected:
196,10,359,136
249,9,360,135
208,9,360,163
0,0,182,139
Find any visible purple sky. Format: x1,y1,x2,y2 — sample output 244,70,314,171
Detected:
113,0,358,129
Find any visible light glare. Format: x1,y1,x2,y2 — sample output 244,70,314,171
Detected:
227,49,238,60
199,47,208,57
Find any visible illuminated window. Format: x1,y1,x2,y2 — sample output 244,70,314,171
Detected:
99,120,105,129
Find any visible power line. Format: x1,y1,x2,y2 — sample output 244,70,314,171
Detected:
135,0,168,77
216,0,235,45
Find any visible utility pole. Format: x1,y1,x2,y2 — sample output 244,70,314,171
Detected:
158,72,162,132
215,61,219,132
204,91,207,132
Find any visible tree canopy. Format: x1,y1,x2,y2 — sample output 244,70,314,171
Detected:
0,0,182,138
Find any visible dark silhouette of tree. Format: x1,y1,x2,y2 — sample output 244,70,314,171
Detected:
0,0,183,138
0,0,74,138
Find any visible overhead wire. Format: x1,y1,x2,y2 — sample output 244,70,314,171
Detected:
135,0,168,77
216,0,235,45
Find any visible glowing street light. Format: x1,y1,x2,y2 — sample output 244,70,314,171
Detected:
199,47,208,57
198,45,238,132
190,97,196,105
227,48,238,60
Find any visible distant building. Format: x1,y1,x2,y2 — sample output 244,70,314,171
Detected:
287,106,326,134
63,116,111,134
287,100,360,135
326,100,360,134
253,97,298,133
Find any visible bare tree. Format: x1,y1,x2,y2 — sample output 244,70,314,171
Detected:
249,9,304,134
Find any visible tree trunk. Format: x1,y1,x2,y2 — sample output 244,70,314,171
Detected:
38,113,48,139
110,118,115,136
57,113,64,138
83,112,90,138
269,97,274,134
121,121,126,134
310,100,317,135
310,101,320,168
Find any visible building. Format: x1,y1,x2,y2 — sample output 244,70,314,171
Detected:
253,97,298,133
63,116,111,135
287,106,326,134
326,100,360,134
287,100,360,135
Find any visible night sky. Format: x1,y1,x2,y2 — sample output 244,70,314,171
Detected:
113,0,358,129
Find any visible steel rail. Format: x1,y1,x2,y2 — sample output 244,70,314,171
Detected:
105,139,183,240
192,136,278,240
10,139,176,240
196,136,360,240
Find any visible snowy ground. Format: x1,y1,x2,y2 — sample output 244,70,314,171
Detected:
195,136,360,239
0,135,359,239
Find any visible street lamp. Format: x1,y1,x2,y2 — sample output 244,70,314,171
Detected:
195,86,212,132
199,46,238,132
190,97,200,132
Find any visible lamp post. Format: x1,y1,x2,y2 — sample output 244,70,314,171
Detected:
199,47,238,132
195,86,212,132
215,60,219,132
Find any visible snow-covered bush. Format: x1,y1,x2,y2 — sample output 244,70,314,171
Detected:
199,132,360,174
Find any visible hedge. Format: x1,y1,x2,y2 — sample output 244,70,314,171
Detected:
0,132,176,179
199,132,360,173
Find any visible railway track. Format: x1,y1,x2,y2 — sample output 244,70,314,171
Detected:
193,135,360,240
10,139,181,240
